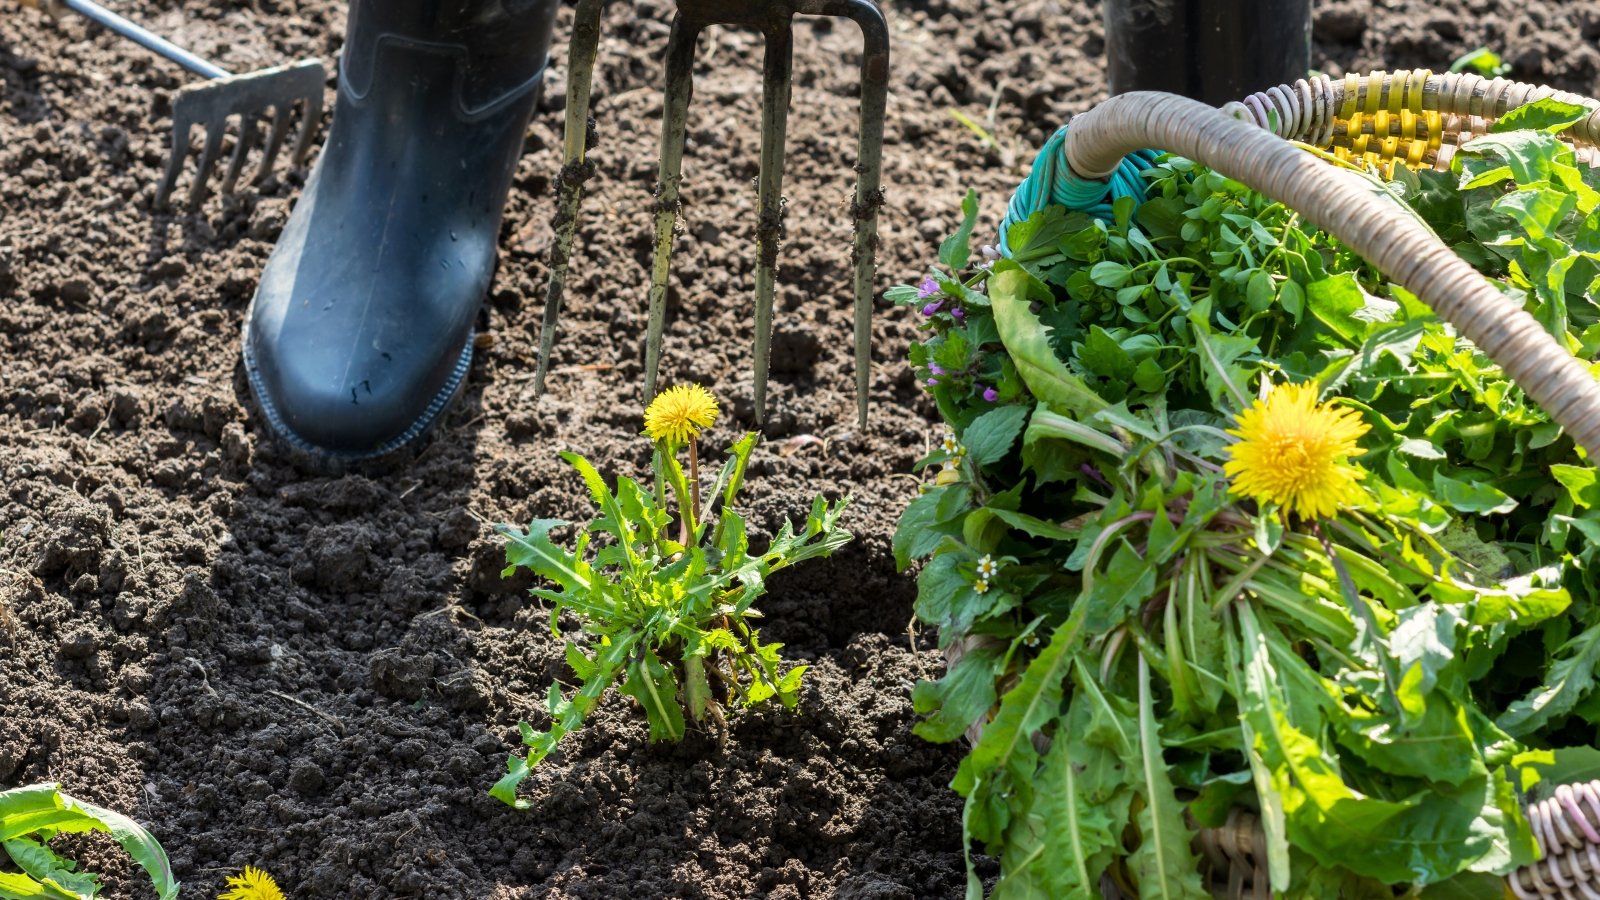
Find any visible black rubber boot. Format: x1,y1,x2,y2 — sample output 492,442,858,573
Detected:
244,0,558,468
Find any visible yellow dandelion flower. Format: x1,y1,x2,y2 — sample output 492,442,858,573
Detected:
1223,382,1370,520
643,384,719,444
218,866,285,900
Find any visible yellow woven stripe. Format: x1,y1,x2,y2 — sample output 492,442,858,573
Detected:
1388,69,1408,114
1324,69,1445,174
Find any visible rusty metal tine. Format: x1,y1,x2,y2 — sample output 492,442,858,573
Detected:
255,104,292,186
643,16,702,403
751,24,794,424
186,121,227,210
221,114,260,195
533,0,606,396
843,0,889,428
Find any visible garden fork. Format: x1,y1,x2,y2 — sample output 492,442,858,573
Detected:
532,0,889,427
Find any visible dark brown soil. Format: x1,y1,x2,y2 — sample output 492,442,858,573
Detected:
2,1,1596,897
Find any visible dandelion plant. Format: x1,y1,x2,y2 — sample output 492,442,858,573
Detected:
490,385,852,808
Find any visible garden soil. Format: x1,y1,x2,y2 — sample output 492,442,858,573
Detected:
2,0,1597,897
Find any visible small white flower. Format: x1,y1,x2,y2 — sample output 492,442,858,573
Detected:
940,459,958,472
977,554,998,579
1023,632,1040,648
940,431,962,455
981,244,1002,261
973,578,990,594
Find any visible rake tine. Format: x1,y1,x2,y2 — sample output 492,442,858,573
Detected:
643,15,702,403
533,0,606,396
255,104,292,186
154,117,189,209
288,88,324,169
187,120,227,210
220,114,260,195
844,0,890,428
751,23,794,425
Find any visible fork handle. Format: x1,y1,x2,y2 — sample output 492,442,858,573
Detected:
49,0,233,80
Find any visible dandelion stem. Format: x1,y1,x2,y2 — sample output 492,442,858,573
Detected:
689,436,702,533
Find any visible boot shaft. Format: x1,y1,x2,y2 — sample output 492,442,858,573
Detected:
341,0,559,114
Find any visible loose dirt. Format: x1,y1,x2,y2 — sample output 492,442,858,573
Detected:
3,0,1595,896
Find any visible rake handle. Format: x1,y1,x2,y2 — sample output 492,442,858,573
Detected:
43,0,232,80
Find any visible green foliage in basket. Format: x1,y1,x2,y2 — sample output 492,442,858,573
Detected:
891,98,1600,898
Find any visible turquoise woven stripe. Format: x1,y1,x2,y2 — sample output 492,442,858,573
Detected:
997,124,1160,255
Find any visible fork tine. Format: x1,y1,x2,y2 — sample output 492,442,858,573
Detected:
843,0,890,428
187,119,228,210
533,0,606,397
221,113,260,195
751,24,794,425
255,104,292,186
643,15,702,403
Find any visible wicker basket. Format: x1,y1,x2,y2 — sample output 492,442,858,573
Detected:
947,70,1600,899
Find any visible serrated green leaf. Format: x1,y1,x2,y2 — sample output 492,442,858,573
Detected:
1498,622,1600,736
498,519,590,591
913,645,1001,743
1551,464,1600,509
1490,98,1590,135
962,404,1031,466
1079,326,1136,381
4,837,98,898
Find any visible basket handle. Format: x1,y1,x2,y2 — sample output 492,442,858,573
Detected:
1062,87,1600,456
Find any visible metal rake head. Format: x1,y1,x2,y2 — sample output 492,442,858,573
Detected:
532,0,889,426
154,59,326,211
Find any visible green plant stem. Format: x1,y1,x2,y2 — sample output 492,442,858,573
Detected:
1312,519,1401,710
690,436,702,532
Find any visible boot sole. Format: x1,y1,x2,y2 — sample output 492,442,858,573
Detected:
241,312,473,475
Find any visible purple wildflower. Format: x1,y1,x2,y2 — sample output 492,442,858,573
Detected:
917,276,940,298
921,299,944,317
951,307,965,321
930,364,946,375
982,385,999,403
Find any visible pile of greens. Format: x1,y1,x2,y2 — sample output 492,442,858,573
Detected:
892,98,1600,897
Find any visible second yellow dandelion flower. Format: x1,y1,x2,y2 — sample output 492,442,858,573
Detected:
1223,382,1370,521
